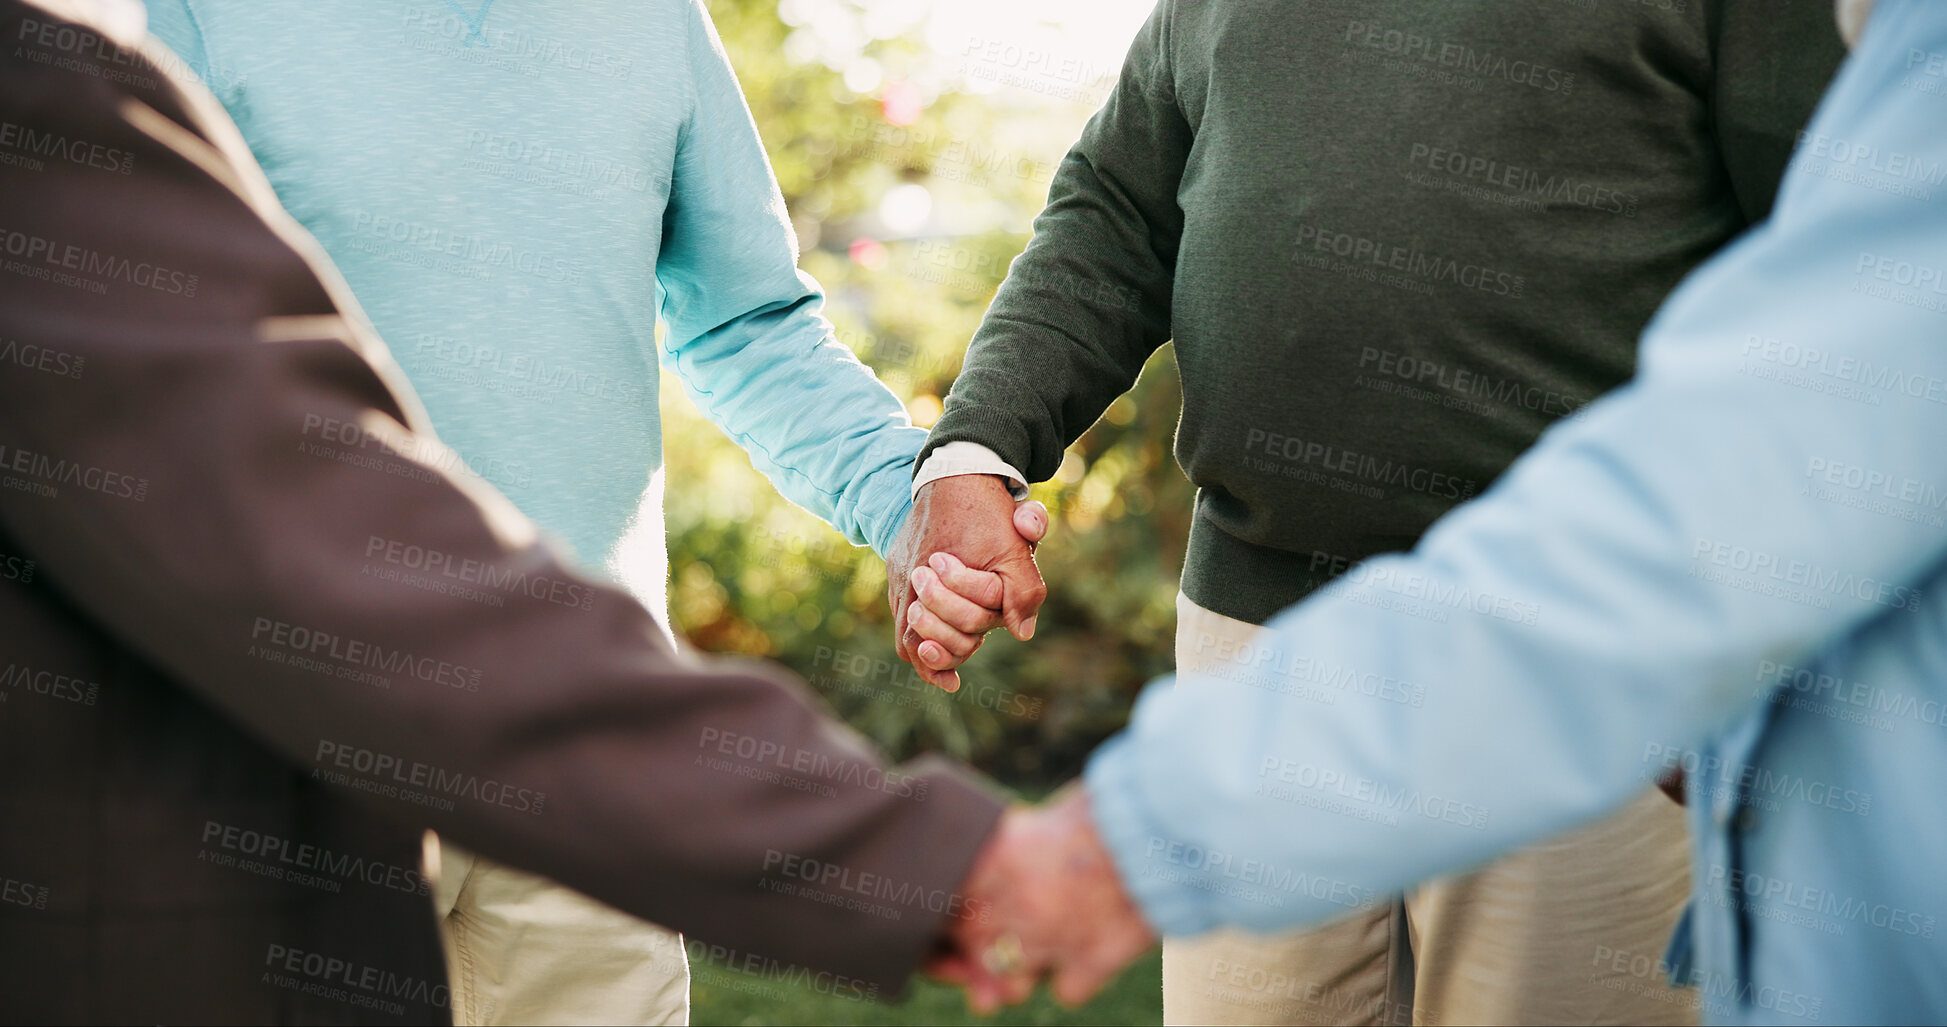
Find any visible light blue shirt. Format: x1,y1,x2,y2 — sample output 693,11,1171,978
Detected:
144,0,922,606
1087,2,1947,1021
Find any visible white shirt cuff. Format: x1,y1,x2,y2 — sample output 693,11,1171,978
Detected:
912,441,1030,500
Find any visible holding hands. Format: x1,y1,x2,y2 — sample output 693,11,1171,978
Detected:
928,787,1157,1013
896,481,1152,1010
888,475,1051,691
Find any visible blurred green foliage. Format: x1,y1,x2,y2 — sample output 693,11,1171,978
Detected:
665,0,1192,789
678,3,1177,1022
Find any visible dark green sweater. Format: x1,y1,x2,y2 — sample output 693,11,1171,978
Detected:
923,0,1845,625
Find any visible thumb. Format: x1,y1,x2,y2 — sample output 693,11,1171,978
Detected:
1050,929,1153,1008
996,553,1048,642
1012,499,1049,545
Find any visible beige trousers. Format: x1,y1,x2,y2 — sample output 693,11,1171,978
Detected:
431,840,691,1025
1164,594,1698,1026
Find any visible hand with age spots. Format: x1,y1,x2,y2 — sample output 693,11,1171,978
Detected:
886,475,1049,691
926,787,1157,1013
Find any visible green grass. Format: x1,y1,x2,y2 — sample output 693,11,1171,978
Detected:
691,950,1163,1026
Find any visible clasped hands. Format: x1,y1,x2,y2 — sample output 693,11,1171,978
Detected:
887,474,1048,693
888,476,1155,1008
926,787,1156,1013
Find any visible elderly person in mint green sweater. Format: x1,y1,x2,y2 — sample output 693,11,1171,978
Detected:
141,1,1035,1023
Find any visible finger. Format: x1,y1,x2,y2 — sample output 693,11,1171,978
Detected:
907,623,965,692
914,644,971,694
936,952,1010,1015
908,600,981,661
889,575,916,664
1050,922,1154,1008
956,965,1036,1011
907,603,979,694
1013,499,1049,545
927,552,1006,611
926,665,963,693
923,947,984,986
967,979,1006,1016
996,556,1049,642
929,955,999,1015
999,969,1038,1008
1051,960,1115,1009
913,565,1004,633
923,954,972,984
953,963,1026,1015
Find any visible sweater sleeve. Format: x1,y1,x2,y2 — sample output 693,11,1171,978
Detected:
921,0,1190,482
1710,0,1848,223
657,0,924,557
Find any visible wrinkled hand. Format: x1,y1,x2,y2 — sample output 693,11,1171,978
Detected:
927,787,1156,1013
887,475,1048,692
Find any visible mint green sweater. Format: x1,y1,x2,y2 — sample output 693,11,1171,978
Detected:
147,0,923,611
926,0,1844,624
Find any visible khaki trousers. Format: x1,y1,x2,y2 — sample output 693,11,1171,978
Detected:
1164,594,1698,1026
431,841,690,1025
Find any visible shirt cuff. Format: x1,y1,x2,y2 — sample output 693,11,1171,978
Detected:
860,471,916,560
911,441,1029,500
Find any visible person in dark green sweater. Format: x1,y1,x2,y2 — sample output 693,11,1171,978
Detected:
892,1,1846,1022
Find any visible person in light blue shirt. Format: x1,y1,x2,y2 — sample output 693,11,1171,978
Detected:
139,1,998,1022
1074,0,1947,1020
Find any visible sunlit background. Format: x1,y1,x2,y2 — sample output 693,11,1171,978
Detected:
663,1,1176,1020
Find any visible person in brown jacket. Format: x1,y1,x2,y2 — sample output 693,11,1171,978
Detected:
0,1,1153,1020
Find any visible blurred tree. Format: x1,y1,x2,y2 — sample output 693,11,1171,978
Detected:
665,0,1192,788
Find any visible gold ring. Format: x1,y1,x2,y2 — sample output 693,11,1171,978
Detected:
981,933,1026,976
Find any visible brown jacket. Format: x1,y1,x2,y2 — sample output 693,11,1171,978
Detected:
0,2,1002,1021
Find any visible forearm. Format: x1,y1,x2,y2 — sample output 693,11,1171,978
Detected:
667,285,925,557
659,1,923,556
